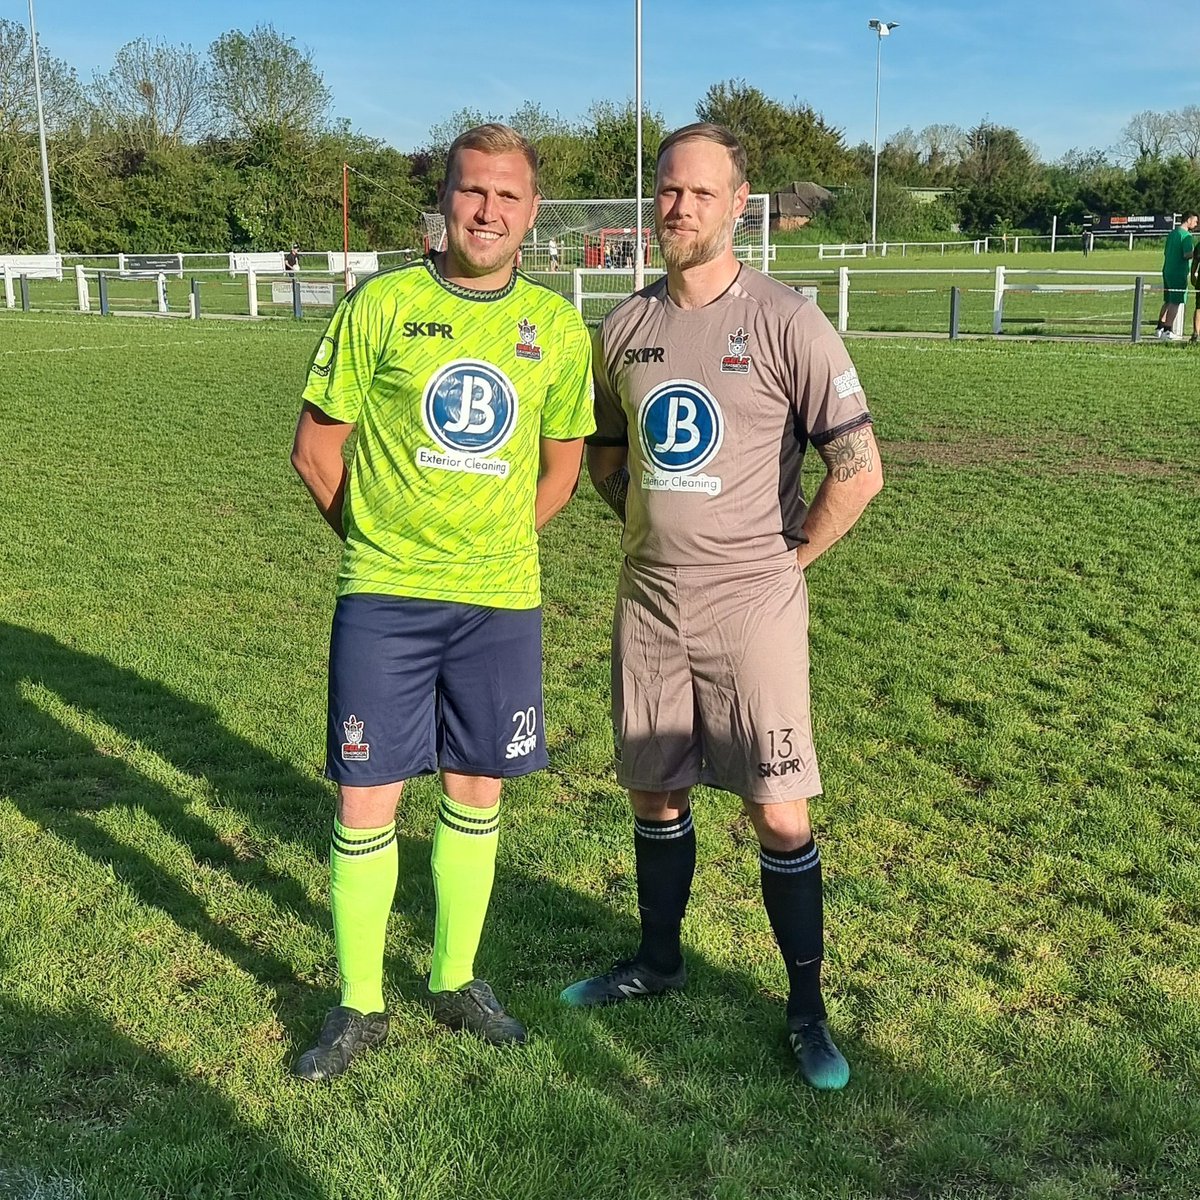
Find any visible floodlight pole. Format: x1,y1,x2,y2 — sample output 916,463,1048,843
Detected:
868,20,898,252
634,0,645,291
342,162,350,294
28,0,56,254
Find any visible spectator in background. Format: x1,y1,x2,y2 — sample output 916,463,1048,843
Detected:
285,244,300,274
548,237,559,271
1189,244,1200,344
1154,212,1198,340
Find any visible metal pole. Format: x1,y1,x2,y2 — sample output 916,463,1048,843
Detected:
870,32,881,250
28,0,56,253
634,0,645,291
343,163,351,294
1050,214,1057,253
190,276,200,319
949,286,960,339
20,274,31,311
98,271,109,315
292,272,303,320
1131,276,1144,343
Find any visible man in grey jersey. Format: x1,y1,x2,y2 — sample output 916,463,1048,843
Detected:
560,123,883,1090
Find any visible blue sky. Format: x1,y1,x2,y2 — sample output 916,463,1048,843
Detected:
14,0,1181,162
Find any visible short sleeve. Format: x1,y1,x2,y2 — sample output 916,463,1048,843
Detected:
586,323,628,447
300,289,381,424
541,307,596,440
791,304,872,447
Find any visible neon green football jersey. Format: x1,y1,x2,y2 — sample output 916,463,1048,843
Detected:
302,257,594,608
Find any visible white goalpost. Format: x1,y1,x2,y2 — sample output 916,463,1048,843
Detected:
421,195,769,273
418,194,769,320
523,194,770,274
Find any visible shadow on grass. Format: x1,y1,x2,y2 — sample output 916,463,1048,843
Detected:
0,996,327,1200
0,621,332,1020
2,622,1195,1198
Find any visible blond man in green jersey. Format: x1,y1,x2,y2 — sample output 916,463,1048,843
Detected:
290,124,594,1081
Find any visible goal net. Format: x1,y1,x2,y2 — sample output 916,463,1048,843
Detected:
524,194,769,275
420,193,769,315
422,212,447,254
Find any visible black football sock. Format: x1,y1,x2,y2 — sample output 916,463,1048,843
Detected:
632,811,696,974
760,836,827,1022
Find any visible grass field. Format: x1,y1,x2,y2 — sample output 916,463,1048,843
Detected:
10,245,1181,339
1,311,1199,1200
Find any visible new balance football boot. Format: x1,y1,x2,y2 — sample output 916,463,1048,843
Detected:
559,958,687,1007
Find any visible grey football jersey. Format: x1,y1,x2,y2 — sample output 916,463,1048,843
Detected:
589,266,872,567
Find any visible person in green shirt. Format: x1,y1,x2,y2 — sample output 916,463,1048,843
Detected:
1155,212,1198,339
289,124,595,1081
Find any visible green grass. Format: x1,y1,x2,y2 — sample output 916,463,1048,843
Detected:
1,312,1199,1199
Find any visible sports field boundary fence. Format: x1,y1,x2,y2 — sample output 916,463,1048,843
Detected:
39,265,353,321
574,265,1177,342
2,254,1185,343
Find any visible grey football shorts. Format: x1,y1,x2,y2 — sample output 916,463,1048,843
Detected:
611,553,822,802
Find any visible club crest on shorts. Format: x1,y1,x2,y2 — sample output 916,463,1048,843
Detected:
720,327,752,374
417,358,518,478
515,318,542,362
341,714,370,762
637,378,724,495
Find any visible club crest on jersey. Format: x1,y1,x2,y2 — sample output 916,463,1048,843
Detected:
341,715,370,762
310,336,336,377
637,379,724,496
418,358,518,478
515,317,542,362
720,327,752,374
832,366,863,399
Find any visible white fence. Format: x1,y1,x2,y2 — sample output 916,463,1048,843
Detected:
1,254,62,280
2,243,1173,341
327,251,379,275
572,264,1167,341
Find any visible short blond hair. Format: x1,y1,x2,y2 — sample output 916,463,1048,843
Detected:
445,123,540,194
656,122,748,189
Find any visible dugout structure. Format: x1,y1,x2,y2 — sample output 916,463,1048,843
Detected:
422,195,771,274
583,229,654,269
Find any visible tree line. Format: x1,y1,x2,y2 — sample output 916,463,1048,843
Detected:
1,19,1197,254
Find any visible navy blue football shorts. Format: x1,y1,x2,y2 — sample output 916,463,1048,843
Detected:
325,594,548,787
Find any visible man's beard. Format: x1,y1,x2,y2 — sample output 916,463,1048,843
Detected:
446,228,515,277
656,212,733,270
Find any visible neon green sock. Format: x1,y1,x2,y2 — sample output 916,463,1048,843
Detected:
330,819,397,1015
429,794,500,993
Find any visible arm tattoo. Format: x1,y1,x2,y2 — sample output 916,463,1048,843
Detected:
817,429,875,483
598,466,630,521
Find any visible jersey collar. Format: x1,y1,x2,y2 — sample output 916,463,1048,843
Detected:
426,254,518,302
